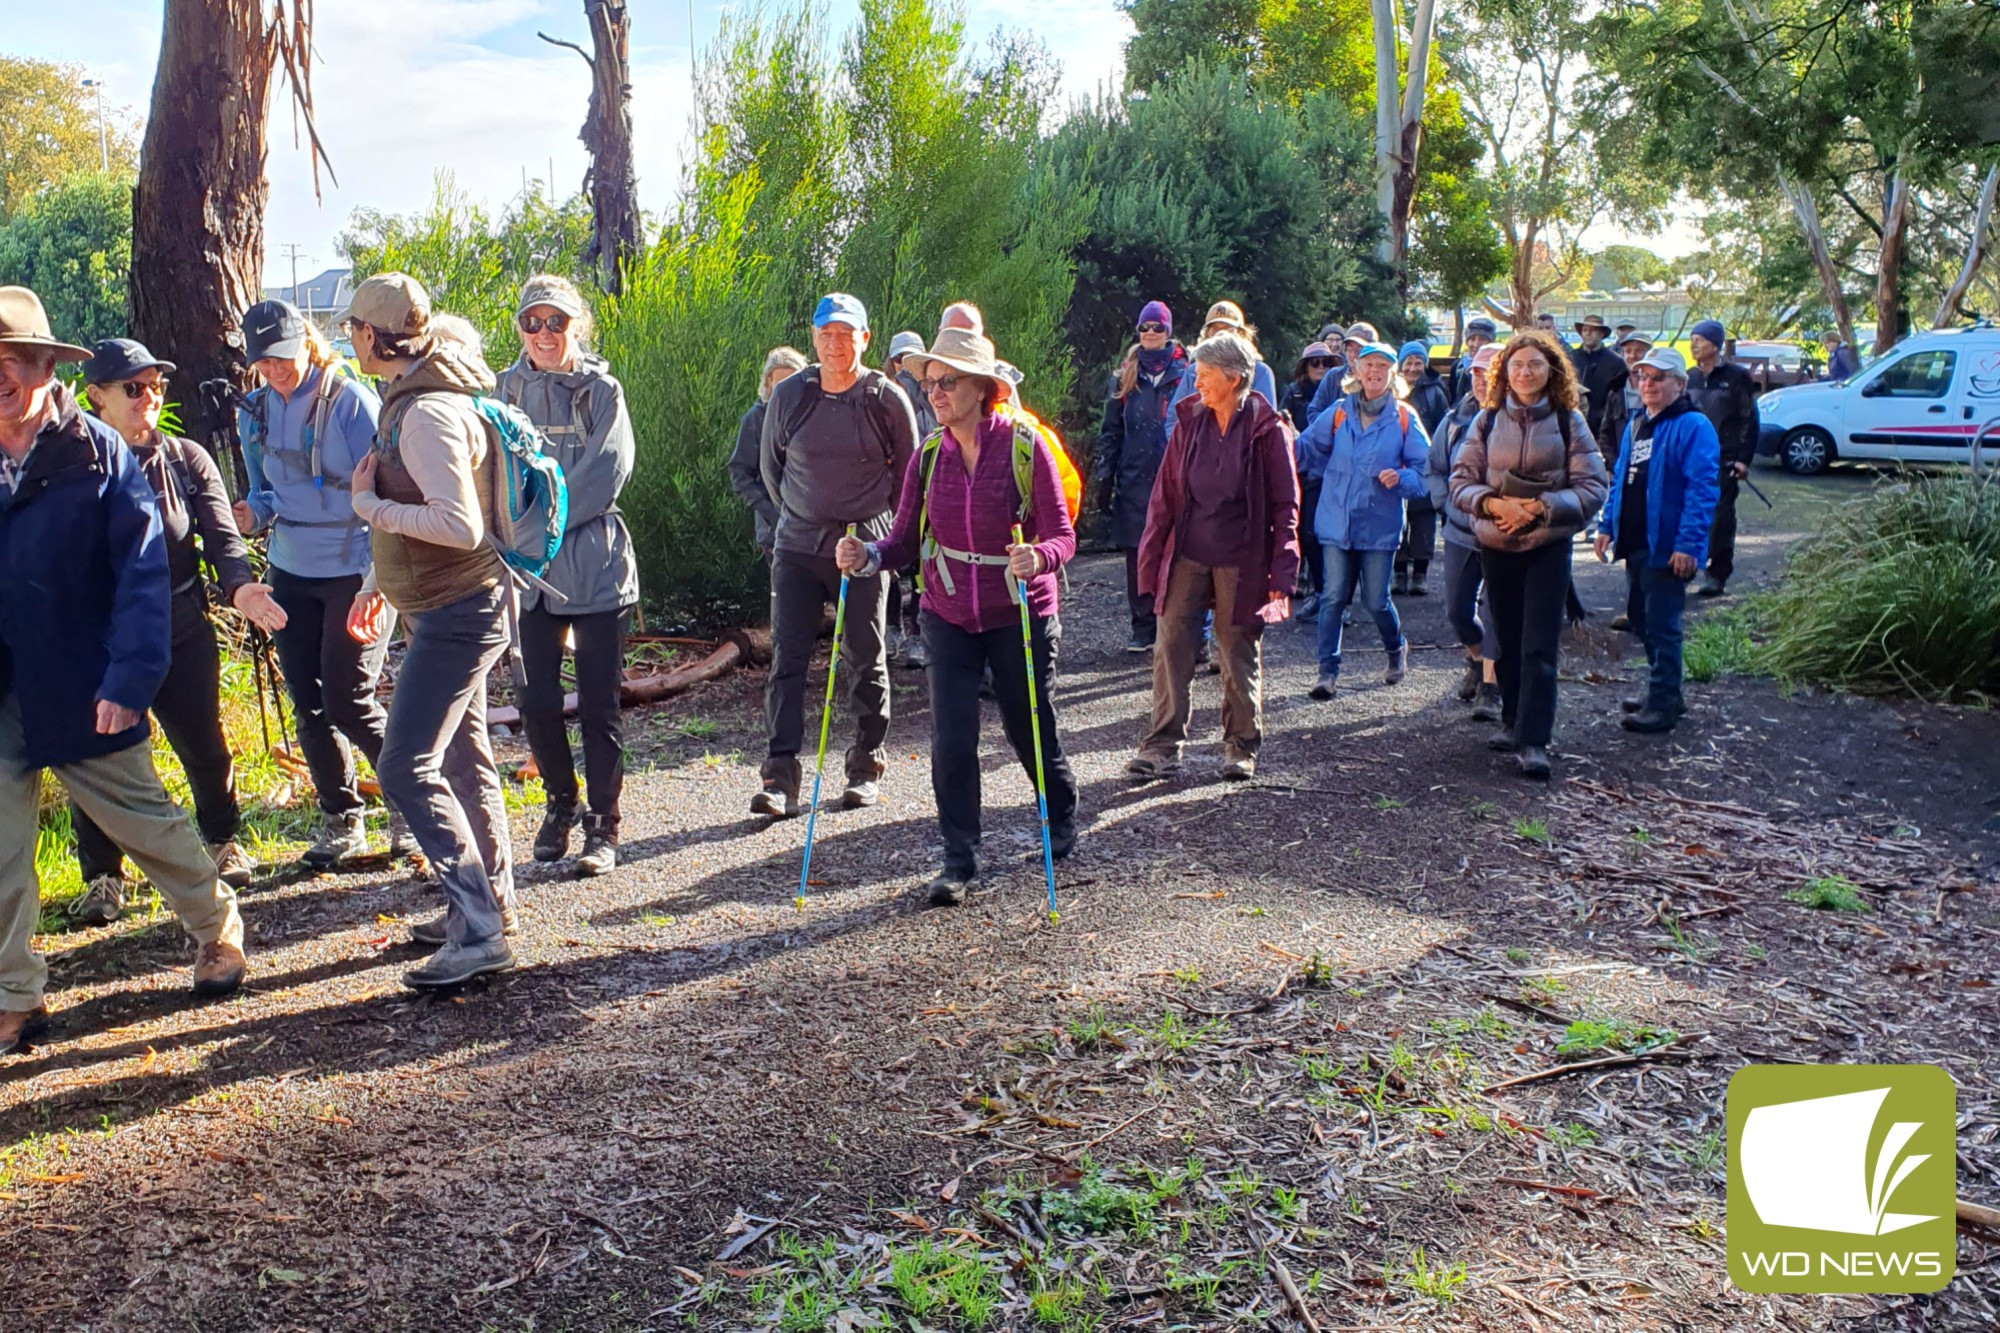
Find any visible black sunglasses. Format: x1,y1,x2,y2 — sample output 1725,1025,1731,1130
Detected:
1136,321,1168,334
920,375,963,397
1305,358,1333,369
518,311,571,335
119,378,168,400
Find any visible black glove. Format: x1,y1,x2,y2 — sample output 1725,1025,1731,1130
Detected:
1096,483,1116,515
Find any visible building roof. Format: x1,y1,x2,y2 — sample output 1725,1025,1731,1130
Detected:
264,267,353,314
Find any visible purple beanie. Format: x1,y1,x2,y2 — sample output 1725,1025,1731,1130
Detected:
1137,301,1172,334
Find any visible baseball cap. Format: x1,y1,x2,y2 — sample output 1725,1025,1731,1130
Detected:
1355,341,1398,364
241,299,309,363
516,275,585,319
887,330,925,361
1345,321,1380,344
1636,347,1688,377
1465,316,1497,338
813,292,869,332
1616,330,1656,349
335,273,432,337
82,338,176,386
1469,343,1501,370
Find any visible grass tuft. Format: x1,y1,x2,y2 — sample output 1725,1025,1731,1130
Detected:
1785,874,1872,913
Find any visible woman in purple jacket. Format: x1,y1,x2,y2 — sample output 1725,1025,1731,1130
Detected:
836,328,1077,907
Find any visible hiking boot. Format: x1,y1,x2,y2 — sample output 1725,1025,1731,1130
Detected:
750,784,800,819
1385,644,1409,685
1408,565,1429,596
1309,673,1339,701
1609,613,1631,632
574,816,618,877
1292,593,1320,624
211,841,255,890
192,941,246,999
1049,820,1077,860
409,903,520,947
1621,695,1646,713
302,813,367,869
900,636,929,670
1622,708,1680,734
1393,567,1411,596
0,1005,49,1052
841,780,880,810
387,810,417,859
1220,755,1256,782
1488,729,1521,753
72,875,127,926
1457,658,1482,702
1470,683,1503,723
403,938,516,989
1517,746,1553,780
533,795,579,863
1123,634,1154,655
925,870,975,907
1695,572,1726,598
1124,752,1181,780
1623,695,1685,718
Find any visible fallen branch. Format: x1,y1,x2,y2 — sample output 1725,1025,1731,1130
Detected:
1494,1177,1602,1199
1264,1250,1322,1333
489,629,771,726
1482,1034,1704,1094
1961,1199,2000,1236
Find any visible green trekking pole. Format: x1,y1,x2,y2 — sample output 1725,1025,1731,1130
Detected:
1012,524,1060,925
797,524,857,912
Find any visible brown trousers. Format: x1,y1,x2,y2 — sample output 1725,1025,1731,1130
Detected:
1139,559,1265,763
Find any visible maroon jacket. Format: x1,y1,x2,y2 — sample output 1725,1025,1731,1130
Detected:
1137,391,1300,629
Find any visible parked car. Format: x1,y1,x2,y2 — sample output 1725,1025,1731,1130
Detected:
1732,340,1814,391
1754,324,2000,474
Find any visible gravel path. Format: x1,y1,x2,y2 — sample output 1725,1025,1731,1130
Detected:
4,466,1997,1332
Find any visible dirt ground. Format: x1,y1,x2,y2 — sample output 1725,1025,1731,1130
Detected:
4,463,1997,1333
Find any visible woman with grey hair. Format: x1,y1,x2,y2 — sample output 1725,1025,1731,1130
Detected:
495,273,640,877
728,347,807,558
1129,332,1301,782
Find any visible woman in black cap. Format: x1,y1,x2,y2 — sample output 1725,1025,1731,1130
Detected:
66,339,291,924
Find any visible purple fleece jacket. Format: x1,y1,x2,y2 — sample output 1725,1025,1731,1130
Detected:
870,414,1076,634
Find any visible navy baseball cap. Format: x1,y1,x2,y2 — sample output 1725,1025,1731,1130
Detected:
812,292,868,333
242,299,308,362
82,338,176,386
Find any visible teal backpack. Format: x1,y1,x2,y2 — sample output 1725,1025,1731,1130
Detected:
470,397,569,588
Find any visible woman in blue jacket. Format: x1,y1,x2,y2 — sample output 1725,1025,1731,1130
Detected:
232,300,394,870
1295,343,1430,699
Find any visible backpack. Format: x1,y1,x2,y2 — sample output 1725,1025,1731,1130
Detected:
913,417,1056,596
779,366,902,466
1003,403,1083,523
1330,400,1412,437
468,397,569,585
242,362,361,493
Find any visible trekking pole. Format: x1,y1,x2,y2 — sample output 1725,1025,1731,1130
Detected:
1012,524,1060,925
1742,474,1775,509
250,627,272,755
797,524,857,912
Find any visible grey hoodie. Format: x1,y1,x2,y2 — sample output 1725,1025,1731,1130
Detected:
495,352,640,615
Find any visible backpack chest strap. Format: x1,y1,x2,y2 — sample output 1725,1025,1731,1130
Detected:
919,537,1020,604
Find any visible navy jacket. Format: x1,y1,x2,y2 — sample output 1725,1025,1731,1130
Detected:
0,387,171,770
1096,345,1188,550
1603,397,1722,568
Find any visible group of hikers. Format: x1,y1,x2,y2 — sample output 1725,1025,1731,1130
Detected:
0,270,1750,1047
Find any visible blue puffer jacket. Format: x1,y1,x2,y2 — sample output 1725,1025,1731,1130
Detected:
1602,397,1722,567
1295,393,1430,550
0,386,171,769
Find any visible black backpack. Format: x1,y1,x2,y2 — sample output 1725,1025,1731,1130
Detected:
780,366,902,466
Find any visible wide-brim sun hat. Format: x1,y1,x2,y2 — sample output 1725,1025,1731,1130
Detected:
1575,313,1611,333
903,327,1006,388
0,286,90,361
1296,341,1336,367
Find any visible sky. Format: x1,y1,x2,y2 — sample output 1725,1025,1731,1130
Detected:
22,1,1684,291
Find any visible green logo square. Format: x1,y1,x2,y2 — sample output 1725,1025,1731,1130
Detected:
1727,1064,1956,1293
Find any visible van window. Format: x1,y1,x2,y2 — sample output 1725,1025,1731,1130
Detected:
1872,350,1957,398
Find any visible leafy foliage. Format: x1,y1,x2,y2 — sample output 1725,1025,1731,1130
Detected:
0,57,140,219
0,171,133,345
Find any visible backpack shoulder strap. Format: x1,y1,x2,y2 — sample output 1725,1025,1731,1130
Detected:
1397,402,1411,435
1010,419,1039,524
780,366,825,443
1477,407,1496,447
1555,403,1572,452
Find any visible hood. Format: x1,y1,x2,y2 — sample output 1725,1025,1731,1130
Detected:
504,350,611,392
383,345,497,410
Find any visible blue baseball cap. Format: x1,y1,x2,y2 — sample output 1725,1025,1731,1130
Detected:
1355,341,1399,364
812,292,869,333
82,338,176,386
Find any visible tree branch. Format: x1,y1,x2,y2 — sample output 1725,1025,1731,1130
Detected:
539,31,596,66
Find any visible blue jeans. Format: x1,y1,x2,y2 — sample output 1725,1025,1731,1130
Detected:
1626,561,1689,711
1316,546,1401,677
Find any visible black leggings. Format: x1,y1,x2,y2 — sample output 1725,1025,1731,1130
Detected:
519,605,629,826
268,568,390,818
73,613,238,878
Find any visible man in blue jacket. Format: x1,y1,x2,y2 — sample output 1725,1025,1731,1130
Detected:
0,287,247,1050
1594,347,1721,734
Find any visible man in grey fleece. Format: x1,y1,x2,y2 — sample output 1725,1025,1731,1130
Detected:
755,293,918,816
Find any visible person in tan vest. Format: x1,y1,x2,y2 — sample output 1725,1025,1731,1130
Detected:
342,273,519,989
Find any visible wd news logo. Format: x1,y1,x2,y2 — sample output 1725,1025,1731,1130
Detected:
1727,1065,1956,1293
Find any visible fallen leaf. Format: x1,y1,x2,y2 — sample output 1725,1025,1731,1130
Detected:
30,1172,85,1184
939,1177,960,1203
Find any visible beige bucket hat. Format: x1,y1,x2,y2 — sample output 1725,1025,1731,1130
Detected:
903,326,1007,388
0,287,90,361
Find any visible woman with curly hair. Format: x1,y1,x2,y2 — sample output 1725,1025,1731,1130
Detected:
1448,331,1607,780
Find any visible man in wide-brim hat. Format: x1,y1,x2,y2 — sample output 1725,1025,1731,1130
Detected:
0,286,249,1049
1568,311,1624,439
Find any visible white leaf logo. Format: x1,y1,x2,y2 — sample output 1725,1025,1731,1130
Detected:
1740,1087,1935,1236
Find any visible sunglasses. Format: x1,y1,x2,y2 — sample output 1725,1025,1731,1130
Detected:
518,311,571,335
1305,358,1333,369
119,378,167,400
920,375,963,397
1136,322,1168,334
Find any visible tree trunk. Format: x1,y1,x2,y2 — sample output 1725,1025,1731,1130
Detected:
129,0,278,456
1776,170,1856,355
1371,0,1399,266
1874,169,1911,355
577,0,641,296
1508,219,1540,329
1932,163,1999,328
1386,0,1435,304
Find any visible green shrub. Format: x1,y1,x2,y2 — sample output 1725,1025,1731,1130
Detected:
1786,874,1871,913
1683,602,1763,682
1761,474,2000,700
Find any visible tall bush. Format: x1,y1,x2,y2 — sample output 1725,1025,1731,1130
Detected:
0,171,134,345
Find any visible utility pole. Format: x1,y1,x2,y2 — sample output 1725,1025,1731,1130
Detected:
80,78,109,172
281,243,308,314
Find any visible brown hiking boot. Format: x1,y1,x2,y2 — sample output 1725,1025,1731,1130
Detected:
0,1005,50,1052
192,941,246,999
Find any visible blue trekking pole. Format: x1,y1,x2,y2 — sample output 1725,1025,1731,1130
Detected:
1013,525,1060,924
798,524,857,912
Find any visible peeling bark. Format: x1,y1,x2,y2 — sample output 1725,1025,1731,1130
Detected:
544,0,642,296
1932,164,1998,328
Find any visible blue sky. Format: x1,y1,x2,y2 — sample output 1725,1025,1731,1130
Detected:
21,1,1133,284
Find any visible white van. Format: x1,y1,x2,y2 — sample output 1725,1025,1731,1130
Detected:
1754,323,2000,473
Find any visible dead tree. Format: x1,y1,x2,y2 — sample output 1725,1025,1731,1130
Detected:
130,0,331,453
541,0,642,295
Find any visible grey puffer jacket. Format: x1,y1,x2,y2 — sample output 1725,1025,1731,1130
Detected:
1448,395,1607,553
496,352,640,615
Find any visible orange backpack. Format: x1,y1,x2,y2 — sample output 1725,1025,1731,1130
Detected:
999,402,1083,523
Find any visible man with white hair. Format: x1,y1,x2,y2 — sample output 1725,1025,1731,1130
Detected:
0,286,248,1047
1594,346,1720,735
